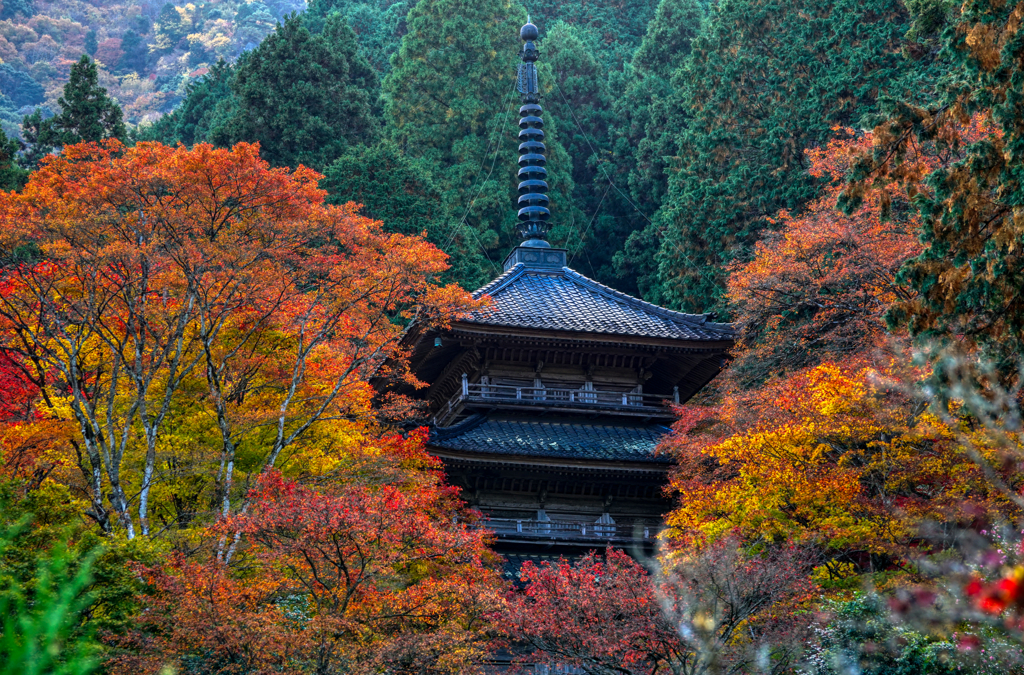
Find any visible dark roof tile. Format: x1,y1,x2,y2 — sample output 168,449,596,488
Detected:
430,415,672,463
466,264,734,341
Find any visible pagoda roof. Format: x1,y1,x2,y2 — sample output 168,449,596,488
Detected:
430,414,673,464
463,262,734,343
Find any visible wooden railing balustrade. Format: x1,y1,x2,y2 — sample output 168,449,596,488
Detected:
474,517,653,541
433,375,679,426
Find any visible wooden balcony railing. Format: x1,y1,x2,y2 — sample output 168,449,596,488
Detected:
433,375,678,426
478,517,653,542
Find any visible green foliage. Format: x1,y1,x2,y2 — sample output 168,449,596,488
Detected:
27,55,126,159
0,480,139,675
630,0,934,311
0,64,46,109
804,595,988,675
622,0,703,211
0,537,100,675
83,30,97,56
0,0,31,20
0,126,27,191
631,0,704,76
138,59,235,146
210,13,381,170
383,0,580,288
306,0,412,75
156,2,188,48
18,109,51,169
118,29,148,74
539,21,620,283
0,480,159,637
604,0,704,295
521,0,660,71
322,140,446,238
855,0,1024,381
322,141,484,284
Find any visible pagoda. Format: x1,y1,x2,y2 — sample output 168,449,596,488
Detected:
382,21,734,564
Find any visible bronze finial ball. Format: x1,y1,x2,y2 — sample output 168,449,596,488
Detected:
520,22,539,41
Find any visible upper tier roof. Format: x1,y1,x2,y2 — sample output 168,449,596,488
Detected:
463,261,735,342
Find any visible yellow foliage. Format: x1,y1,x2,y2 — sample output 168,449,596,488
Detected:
665,362,1017,556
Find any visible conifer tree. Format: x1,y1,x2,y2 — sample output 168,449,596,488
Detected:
626,0,934,311
519,0,660,69
0,64,45,108
624,0,703,207
24,56,126,162
323,141,446,238
211,13,381,170
850,0,1024,378
156,2,188,49
0,127,26,191
84,30,98,56
609,0,704,298
323,141,486,282
138,60,235,146
119,29,148,74
384,0,579,288
540,21,621,284
305,0,411,76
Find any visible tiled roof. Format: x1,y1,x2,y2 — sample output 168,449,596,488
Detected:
430,415,672,463
465,264,734,341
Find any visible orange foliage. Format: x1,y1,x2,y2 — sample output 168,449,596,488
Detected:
727,121,989,381
0,140,480,538
0,352,69,484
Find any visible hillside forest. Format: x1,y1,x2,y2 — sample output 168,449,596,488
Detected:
5,0,1024,673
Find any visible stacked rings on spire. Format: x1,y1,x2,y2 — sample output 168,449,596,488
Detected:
517,102,549,226
515,23,550,243
515,24,549,242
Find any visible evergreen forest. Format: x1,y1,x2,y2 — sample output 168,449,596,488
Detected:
4,0,1024,673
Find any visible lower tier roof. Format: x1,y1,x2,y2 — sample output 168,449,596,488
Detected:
429,414,673,464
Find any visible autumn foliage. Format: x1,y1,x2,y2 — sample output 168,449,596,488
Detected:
665,124,1019,574
0,139,477,540
500,542,815,675
1,89,1023,671
727,121,990,383
111,431,502,675
0,139,499,673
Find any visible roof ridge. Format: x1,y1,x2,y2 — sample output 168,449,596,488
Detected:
472,263,526,299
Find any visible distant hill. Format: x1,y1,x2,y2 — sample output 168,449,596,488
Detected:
0,0,661,140
0,0,304,136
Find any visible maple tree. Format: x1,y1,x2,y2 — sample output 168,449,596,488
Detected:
499,541,814,675
666,361,1016,559
727,121,990,384
0,139,476,540
0,352,59,484
112,431,503,675
726,130,921,383
665,123,1014,570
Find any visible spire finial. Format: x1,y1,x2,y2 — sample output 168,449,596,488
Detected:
515,20,549,247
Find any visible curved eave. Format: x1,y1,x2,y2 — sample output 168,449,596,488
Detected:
446,321,735,352
428,446,674,474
